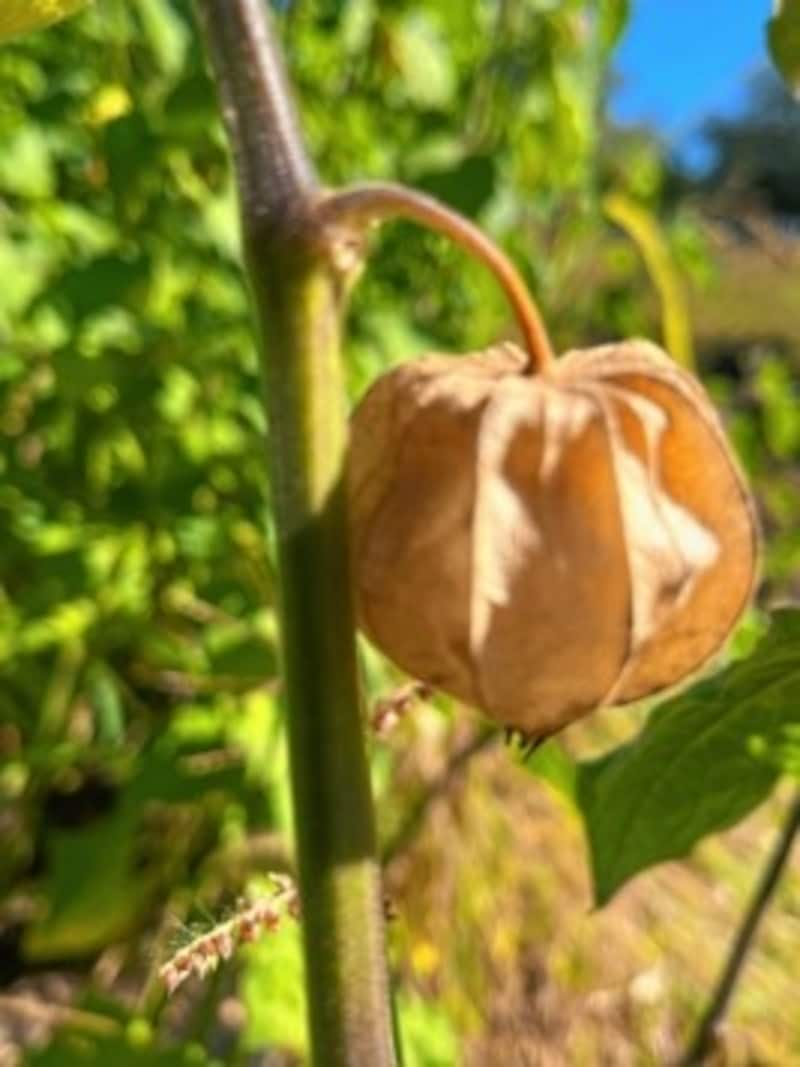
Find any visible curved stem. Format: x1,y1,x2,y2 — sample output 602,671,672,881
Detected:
316,182,555,373
681,791,800,1065
604,192,695,372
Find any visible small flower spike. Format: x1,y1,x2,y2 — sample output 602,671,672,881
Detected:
159,873,299,996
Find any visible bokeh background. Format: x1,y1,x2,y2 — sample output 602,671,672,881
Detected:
0,1,798,1064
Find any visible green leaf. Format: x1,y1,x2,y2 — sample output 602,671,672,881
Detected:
22,811,149,959
768,0,800,95
24,746,249,959
396,990,458,1067
577,610,800,906
521,739,577,803
26,1031,213,1066
0,0,88,42
599,0,630,51
392,12,455,109
416,154,496,218
135,0,190,83
241,920,307,1055
0,128,55,198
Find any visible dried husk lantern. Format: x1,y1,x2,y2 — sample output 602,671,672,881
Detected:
348,338,758,738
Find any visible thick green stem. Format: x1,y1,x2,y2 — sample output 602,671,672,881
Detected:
253,243,394,1065
196,3,395,1064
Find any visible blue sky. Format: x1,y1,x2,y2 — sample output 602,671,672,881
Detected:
612,0,773,161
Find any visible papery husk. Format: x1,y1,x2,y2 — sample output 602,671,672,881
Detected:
348,340,758,736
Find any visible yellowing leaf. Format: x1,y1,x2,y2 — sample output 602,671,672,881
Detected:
604,192,695,371
0,0,89,43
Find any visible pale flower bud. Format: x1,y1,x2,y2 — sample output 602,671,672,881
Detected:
348,340,758,737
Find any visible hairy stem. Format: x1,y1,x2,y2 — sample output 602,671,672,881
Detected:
197,0,315,220
196,3,395,1063
318,182,555,372
681,791,800,1065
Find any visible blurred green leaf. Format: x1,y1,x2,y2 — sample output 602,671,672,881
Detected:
578,610,800,906
391,12,455,109
396,991,458,1067
24,744,250,959
86,662,126,744
768,0,800,95
241,920,307,1056
135,0,190,82
0,128,55,198
26,1031,213,1066
416,154,496,217
599,0,630,51
755,355,800,458
23,811,149,959
522,739,577,803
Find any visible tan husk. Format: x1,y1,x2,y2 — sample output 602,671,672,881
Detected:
348,339,758,737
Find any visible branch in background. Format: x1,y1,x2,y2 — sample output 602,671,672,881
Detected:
603,192,695,372
0,994,120,1039
681,790,800,1065
383,728,498,865
199,831,293,890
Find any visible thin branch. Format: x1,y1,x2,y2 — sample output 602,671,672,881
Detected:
0,995,120,1039
383,727,498,864
137,891,190,1024
681,790,800,1065
316,182,555,373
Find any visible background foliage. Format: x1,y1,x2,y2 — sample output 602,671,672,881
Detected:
0,1,798,1064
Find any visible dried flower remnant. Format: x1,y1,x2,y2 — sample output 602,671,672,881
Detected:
159,874,298,996
349,339,758,739
370,681,432,737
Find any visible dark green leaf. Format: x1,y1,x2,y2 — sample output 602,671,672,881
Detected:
22,811,148,960
24,746,249,959
36,255,150,320
577,610,800,906
416,155,496,217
